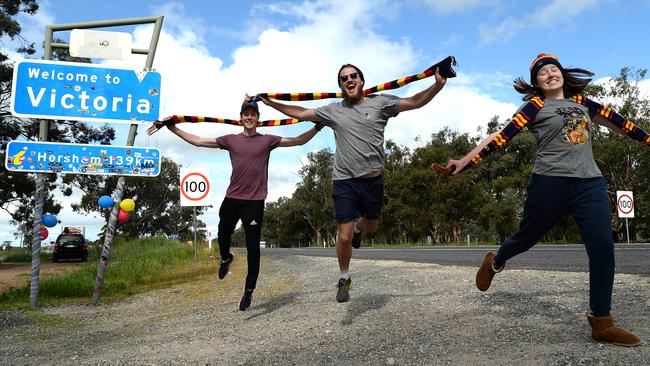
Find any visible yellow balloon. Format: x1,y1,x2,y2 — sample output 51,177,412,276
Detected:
120,198,135,212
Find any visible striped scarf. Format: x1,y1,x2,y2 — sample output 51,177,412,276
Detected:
432,95,650,175
147,56,457,135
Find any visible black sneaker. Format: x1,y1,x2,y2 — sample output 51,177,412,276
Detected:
351,219,362,249
218,254,234,279
239,289,253,311
351,230,362,249
336,277,352,303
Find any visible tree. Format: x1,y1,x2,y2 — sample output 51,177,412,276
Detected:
1,3,116,244
586,67,650,240
65,157,206,240
292,149,336,247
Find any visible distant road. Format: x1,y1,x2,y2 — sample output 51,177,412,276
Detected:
264,243,650,277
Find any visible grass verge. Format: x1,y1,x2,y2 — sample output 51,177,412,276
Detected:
0,237,216,309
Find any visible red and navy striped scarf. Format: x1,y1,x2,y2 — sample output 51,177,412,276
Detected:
458,95,650,174
147,56,457,135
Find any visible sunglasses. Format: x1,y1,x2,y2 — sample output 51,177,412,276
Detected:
339,72,359,83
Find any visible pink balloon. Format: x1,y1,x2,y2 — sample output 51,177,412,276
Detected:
40,227,49,240
118,209,129,223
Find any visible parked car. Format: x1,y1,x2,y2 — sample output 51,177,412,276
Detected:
52,230,88,262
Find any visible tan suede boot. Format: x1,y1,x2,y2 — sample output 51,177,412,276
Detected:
476,251,503,291
587,314,640,347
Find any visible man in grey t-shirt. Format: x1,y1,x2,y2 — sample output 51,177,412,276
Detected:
260,64,447,302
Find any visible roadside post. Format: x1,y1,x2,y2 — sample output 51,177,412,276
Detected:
616,191,634,244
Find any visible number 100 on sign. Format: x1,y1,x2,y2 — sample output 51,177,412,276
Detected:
180,168,211,206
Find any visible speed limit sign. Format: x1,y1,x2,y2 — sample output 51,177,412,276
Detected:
616,191,634,218
180,167,211,206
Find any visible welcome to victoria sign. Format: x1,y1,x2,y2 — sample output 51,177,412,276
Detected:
10,59,161,124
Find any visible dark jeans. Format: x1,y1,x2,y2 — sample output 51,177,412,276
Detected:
217,197,265,291
494,174,615,317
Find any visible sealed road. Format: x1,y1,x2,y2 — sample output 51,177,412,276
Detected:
265,243,650,276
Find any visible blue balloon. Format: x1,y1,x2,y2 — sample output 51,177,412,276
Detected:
42,214,58,228
98,195,115,209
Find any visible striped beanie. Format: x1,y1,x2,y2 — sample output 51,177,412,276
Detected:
530,53,563,85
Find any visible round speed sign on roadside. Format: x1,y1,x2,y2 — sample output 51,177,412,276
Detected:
180,168,211,206
616,191,634,218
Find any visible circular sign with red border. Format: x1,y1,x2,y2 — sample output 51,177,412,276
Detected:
617,194,633,215
180,169,210,205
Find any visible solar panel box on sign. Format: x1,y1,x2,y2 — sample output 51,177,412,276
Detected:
70,29,132,60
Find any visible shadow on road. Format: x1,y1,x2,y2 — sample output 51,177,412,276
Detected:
342,293,391,325
246,291,301,320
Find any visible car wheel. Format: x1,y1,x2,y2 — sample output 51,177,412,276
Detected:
52,257,58,263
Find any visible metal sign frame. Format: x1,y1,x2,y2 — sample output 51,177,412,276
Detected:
26,16,164,308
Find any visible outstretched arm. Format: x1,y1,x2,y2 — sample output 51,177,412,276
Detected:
435,97,544,175
168,125,222,148
445,131,501,175
258,96,323,122
278,125,322,147
592,111,650,145
573,95,650,145
397,68,447,112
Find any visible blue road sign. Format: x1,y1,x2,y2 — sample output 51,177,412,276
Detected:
5,141,161,177
10,59,160,124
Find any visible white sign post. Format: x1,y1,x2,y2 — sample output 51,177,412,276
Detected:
616,191,634,244
180,168,211,262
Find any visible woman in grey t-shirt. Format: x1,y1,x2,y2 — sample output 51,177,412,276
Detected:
444,54,642,347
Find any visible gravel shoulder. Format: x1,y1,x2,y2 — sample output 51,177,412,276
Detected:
1,253,648,365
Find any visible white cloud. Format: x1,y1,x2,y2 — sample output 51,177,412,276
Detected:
478,0,598,45
0,0,527,243
385,83,517,144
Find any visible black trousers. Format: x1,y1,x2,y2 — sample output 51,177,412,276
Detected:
217,197,265,291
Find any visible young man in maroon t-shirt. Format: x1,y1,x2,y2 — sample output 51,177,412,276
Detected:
168,100,321,310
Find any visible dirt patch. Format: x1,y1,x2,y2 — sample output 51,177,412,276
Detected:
0,253,648,365
0,261,85,292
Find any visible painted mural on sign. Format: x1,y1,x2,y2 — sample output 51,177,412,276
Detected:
5,141,161,177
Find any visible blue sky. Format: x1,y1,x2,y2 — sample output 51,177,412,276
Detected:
2,0,650,244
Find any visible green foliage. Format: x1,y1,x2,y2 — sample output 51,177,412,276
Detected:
64,157,206,240
262,150,336,247
1,5,116,245
587,67,650,240
2,247,33,262
0,237,213,307
262,67,649,246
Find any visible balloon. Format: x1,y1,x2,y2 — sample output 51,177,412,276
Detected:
42,214,58,228
40,227,49,240
120,198,135,212
117,209,129,223
98,195,115,209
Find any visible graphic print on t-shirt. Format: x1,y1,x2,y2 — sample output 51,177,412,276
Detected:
556,106,590,146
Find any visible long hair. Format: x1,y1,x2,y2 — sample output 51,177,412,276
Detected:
514,67,594,101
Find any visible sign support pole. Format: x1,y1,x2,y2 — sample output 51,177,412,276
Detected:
616,191,634,246
90,16,164,305
193,206,198,262
28,26,54,309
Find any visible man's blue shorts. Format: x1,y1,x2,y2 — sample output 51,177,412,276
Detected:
332,175,384,223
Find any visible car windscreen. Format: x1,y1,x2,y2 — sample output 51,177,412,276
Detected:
58,235,84,245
